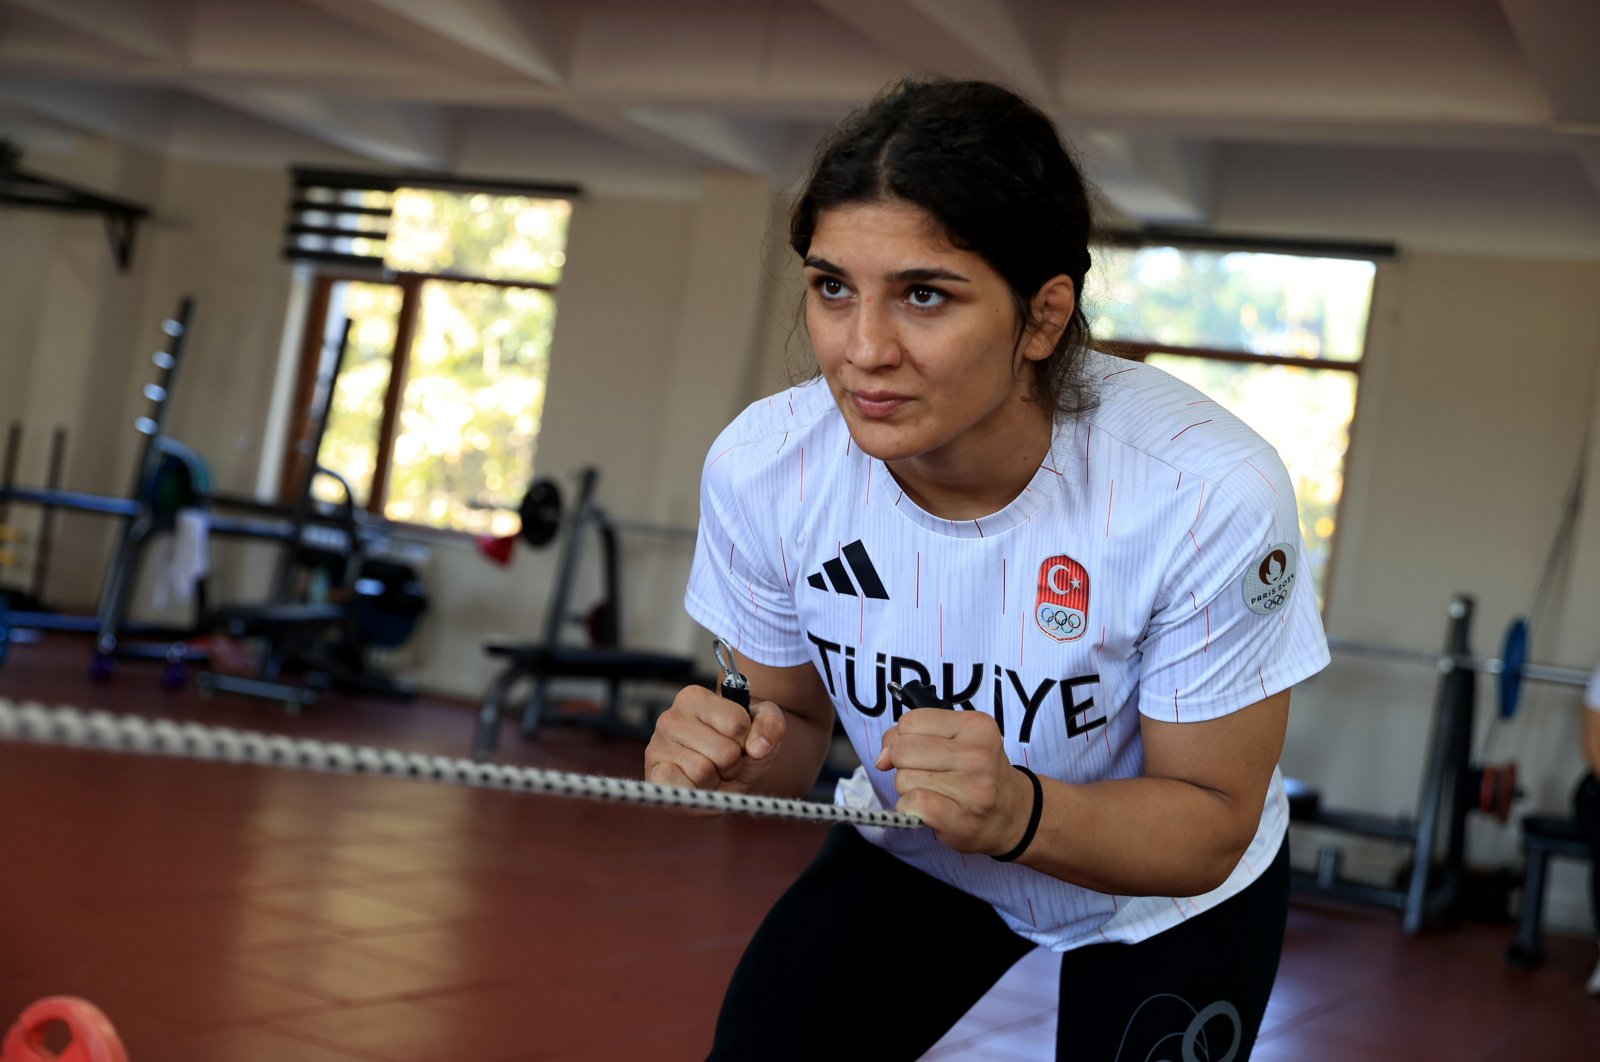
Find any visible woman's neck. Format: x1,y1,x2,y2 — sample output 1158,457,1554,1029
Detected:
886,401,1055,521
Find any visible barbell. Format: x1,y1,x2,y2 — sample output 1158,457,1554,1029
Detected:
1327,617,1590,720
514,476,696,548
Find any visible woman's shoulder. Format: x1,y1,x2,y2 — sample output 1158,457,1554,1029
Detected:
702,379,841,478
1077,349,1279,482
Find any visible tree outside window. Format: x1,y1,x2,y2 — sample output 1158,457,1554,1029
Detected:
292,189,571,537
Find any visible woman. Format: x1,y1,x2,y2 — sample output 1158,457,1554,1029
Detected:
645,77,1329,1061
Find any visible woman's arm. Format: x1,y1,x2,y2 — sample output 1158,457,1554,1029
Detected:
879,689,1290,897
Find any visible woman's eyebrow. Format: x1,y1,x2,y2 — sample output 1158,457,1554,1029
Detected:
803,256,970,285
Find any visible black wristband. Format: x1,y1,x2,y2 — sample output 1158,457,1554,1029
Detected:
992,764,1043,863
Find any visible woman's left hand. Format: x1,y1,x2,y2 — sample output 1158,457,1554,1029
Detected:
876,709,1033,855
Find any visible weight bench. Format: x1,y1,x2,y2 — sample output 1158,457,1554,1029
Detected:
472,468,712,760
474,644,707,759
1505,815,1593,968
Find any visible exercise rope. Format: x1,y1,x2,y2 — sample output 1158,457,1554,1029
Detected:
0,698,922,830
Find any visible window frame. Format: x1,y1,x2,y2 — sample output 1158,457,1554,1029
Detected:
282,266,560,536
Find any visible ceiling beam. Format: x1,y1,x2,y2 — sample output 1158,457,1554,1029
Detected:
3,0,192,62
620,108,798,178
810,0,1053,101
1081,133,1215,225
1499,0,1600,124
297,0,570,84
192,86,452,169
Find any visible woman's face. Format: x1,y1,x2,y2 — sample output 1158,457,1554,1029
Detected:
803,200,1059,467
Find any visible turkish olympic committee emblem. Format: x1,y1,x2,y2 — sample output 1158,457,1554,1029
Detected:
1035,554,1089,642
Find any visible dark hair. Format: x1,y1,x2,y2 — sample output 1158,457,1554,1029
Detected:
790,77,1097,418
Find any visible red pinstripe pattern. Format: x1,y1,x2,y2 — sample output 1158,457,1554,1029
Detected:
1170,419,1213,441
1105,480,1115,537
1170,896,1189,920
1001,557,1007,613
973,519,985,538
859,593,865,643
1102,366,1137,381
708,445,736,468
1259,669,1269,699
799,446,805,502
1188,528,1202,552
1019,593,1026,668
865,466,872,507
915,552,921,608
727,541,735,573
1244,458,1277,493
1040,463,1062,477
1186,399,1217,407
939,604,944,657
1204,606,1211,652
787,395,794,416
775,431,789,453
779,537,791,588
1174,688,1180,721
1026,897,1038,927
1195,481,1208,523
894,489,905,506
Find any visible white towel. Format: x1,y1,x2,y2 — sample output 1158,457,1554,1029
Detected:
151,508,212,610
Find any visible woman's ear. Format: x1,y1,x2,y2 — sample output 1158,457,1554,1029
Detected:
1021,276,1076,363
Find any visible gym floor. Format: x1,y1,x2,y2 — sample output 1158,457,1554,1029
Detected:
1,639,1597,1061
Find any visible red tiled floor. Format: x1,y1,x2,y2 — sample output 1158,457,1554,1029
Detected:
4,637,1600,1060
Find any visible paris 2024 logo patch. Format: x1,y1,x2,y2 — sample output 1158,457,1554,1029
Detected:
1035,554,1089,642
1243,543,1299,615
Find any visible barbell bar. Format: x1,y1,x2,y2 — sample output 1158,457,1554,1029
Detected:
1327,627,1589,721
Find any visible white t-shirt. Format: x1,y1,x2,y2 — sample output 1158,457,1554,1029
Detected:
684,350,1330,950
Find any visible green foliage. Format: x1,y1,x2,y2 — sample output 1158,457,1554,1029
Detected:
315,191,571,534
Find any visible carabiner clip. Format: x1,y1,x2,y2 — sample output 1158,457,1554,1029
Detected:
713,637,751,712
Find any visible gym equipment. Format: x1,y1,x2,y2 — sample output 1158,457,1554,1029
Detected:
0,298,426,696
0,698,921,830
1,996,127,1062
196,319,422,711
0,424,68,613
1288,595,1589,933
474,467,708,759
0,140,147,272
1504,816,1592,969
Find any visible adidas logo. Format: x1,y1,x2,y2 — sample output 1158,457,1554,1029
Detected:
806,540,889,600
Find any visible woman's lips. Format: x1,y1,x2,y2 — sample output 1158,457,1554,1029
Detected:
848,390,910,419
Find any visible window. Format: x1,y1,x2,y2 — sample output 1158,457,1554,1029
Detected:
1085,241,1379,603
286,187,572,536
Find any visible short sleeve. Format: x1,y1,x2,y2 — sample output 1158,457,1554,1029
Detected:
1586,665,1600,711
683,432,812,667
1137,450,1330,722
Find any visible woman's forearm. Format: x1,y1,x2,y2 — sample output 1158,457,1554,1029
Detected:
1012,774,1265,897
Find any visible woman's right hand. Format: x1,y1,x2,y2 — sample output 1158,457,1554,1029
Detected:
645,685,788,800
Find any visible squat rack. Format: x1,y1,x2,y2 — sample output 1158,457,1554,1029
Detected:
1292,594,1590,934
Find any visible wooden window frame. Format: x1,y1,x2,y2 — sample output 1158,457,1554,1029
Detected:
282,269,558,530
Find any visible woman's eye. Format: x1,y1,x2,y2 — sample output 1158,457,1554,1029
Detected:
907,286,945,309
816,278,849,300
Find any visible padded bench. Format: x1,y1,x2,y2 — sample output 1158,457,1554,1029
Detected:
1505,815,1592,968
473,643,709,759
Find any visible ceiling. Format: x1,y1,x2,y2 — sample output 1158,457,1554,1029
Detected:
2,0,1599,255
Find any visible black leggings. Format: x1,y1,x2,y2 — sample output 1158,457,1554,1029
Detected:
710,826,1290,1062
1575,773,1600,935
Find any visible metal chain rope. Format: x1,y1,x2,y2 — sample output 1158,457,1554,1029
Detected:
0,699,923,830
